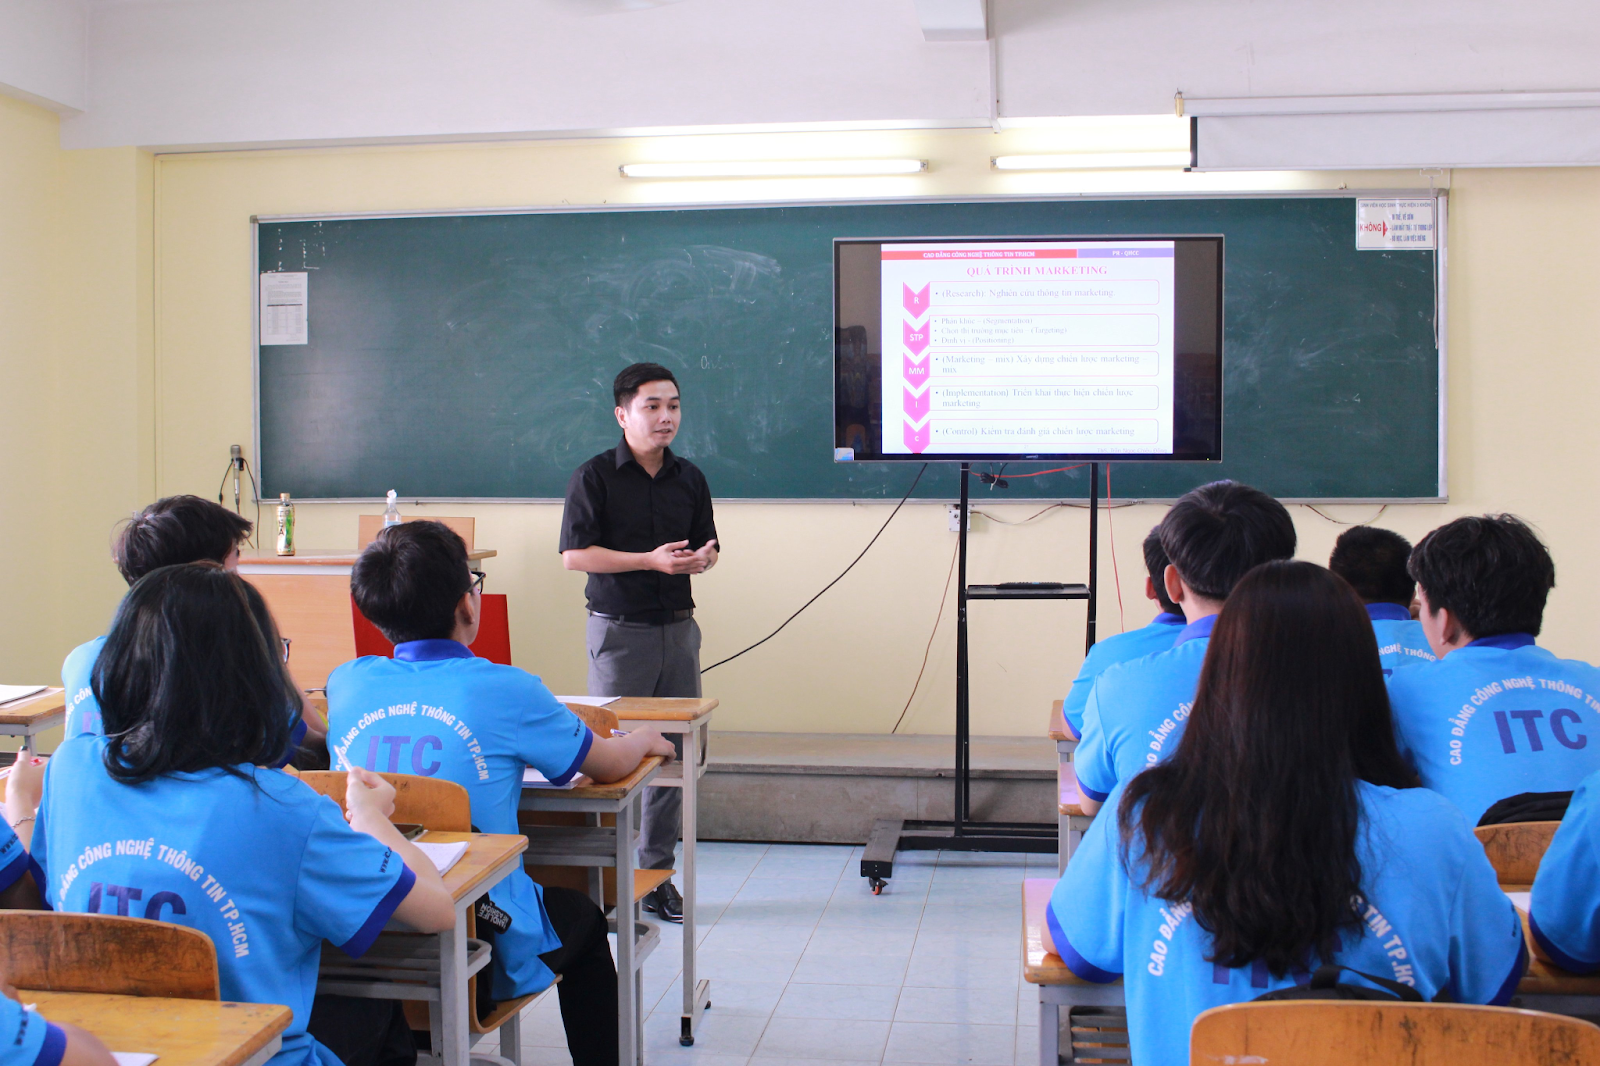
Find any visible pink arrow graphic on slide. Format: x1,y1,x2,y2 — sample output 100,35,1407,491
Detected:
904,283,930,317
903,353,930,386
904,419,930,453
903,319,930,357
903,384,930,421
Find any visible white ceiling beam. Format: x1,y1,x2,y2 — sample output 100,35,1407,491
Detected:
915,0,987,42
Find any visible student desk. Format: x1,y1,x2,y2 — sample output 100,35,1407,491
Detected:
317,831,527,1066
0,688,66,741
1024,877,1600,1065
1048,700,1089,874
238,548,496,689
609,696,718,1048
519,755,666,1066
24,990,291,1066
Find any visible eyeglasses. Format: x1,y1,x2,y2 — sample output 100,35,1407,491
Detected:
280,637,292,663
470,570,486,595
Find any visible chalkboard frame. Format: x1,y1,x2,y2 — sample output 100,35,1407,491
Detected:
251,188,1447,503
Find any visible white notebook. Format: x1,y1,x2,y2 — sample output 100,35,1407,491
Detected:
523,767,579,789
413,841,468,875
113,1054,158,1066
0,686,46,707
1505,890,1531,912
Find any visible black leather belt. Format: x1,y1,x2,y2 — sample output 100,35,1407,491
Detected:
589,608,694,626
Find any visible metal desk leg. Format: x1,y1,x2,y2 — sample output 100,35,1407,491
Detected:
1040,994,1059,1066
616,793,637,1066
680,724,710,1046
440,905,471,1066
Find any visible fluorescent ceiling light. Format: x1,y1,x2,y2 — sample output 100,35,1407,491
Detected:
992,151,1192,171
620,159,928,178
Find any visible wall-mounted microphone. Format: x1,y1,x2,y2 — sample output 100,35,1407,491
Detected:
230,444,244,512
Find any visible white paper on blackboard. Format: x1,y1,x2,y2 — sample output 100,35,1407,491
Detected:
260,271,309,345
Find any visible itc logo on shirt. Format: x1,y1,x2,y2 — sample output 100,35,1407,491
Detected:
360,734,444,775
1493,709,1587,753
87,881,187,920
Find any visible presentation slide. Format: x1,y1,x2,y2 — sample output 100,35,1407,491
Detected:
880,240,1176,456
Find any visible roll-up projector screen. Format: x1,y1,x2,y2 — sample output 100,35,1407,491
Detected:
834,235,1224,463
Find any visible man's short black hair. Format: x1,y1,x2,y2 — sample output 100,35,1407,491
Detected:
351,521,472,644
1329,526,1415,607
1142,526,1180,614
113,495,253,585
1408,514,1555,638
613,363,679,409
1158,481,1296,601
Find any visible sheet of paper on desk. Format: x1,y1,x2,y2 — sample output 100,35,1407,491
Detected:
113,1053,158,1066
1505,890,1531,912
414,841,468,875
523,767,579,789
555,695,618,707
0,685,47,706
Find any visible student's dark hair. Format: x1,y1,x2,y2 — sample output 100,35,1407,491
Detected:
1157,481,1296,601
351,521,472,644
93,563,297,784
1120,561,1418,977
613,362,679,409
1328,526,1415,607
1407,514,1555,638
112,495,253,585
1142,526,1180,614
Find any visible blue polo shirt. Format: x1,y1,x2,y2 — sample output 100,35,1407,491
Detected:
62,634,306,764
1075,614,1214,803
1062,613,1185,739
1387,635,1600,825
1049,779,1526,1066
0,999,64,1066
60,636,105,737
1367,603,1437,676
1530,768,1600,972
326,641,593,998
33,736,416,1066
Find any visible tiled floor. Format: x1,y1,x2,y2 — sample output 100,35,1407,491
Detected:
501,842,1054,1066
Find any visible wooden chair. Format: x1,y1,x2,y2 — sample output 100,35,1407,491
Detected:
295,771,544,1041
0,912,218,999
562,701,620,737
1474,821,1562,885
1190,1000,1600,1065
358,515,476,551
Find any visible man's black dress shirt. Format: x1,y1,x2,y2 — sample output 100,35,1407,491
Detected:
559,439,719,615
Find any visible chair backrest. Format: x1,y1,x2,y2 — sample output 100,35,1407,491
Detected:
0,912,219,1000
1190,1001,1600,1065
297,770,472,831
351,594,513,666
357,515,476,550
1474,821,1562,884
563,701,619,736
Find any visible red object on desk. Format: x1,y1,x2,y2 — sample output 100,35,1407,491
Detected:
351,594,513,665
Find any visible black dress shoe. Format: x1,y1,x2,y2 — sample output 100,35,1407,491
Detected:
644,882,684,923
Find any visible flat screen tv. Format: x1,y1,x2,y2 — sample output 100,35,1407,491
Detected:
834,235,1223,463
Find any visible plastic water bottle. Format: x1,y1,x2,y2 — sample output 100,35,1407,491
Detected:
383,490,402,527
275,493,296,556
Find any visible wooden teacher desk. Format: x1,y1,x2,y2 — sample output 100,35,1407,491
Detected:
238,548,496,689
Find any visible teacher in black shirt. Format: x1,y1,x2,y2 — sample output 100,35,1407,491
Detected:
559,362,718,923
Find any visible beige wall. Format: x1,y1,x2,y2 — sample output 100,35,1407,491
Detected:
0,95,153,704
7,115,1600,737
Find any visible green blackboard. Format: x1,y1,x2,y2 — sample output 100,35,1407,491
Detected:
255,195,1441,500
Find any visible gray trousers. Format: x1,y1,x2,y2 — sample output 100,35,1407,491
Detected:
586,614,702,873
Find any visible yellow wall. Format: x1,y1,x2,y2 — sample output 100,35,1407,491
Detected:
0,94,153,704
9,116,1600,737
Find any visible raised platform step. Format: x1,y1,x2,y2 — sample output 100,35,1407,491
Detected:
701,731,1057,845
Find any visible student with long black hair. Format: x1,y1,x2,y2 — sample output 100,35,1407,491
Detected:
1045,561,1526,1066
31,563,456,1066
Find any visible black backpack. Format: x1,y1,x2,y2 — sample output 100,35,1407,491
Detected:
1477,790,1574,827
1254,964,1425,1002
